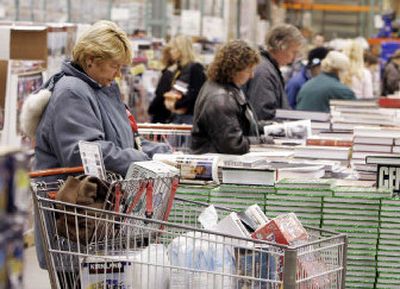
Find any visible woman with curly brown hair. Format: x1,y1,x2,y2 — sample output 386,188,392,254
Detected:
191,40,271,154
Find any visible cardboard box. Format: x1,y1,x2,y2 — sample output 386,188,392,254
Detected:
251,213,308,245
0,25,47,62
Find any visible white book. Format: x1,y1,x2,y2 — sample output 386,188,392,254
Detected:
365,155,400,165
214,212,251,239
353,126,400,138
274,109,330,122
353,136,394,145
221,166,276,186
244,204,269,228
293,145,350,160
352,144,392,153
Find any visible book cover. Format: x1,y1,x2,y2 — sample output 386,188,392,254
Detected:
221,166,276,186
378,97,400,108
306,137,352,147
251,213,308,245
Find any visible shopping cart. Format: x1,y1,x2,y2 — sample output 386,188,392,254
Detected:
30,168,347,289
138,123,192,153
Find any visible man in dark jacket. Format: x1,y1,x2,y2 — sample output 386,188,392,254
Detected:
243,24,304,120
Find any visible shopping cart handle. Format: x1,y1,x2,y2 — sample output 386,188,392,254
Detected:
29,166,84,178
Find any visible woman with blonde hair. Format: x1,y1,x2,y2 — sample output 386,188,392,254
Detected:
191,40,272,154
163,35,206,124
342,40,373,99
296,50,355,112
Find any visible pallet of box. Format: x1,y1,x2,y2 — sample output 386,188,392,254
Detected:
322,196,381,289
376,199,400,289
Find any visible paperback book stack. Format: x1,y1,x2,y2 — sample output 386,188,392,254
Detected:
209,184,275,213
351,126,400,181
321,196,381,289
329,99,397,131
292,145,351,167
268,179,334,227
170,183,217,225
376,199,400,289
274,109,331,134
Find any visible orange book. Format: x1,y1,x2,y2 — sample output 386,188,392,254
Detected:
306,138,352,147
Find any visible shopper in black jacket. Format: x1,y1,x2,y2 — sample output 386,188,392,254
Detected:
164,35,206,124
191,40,271,154
148,46,175,123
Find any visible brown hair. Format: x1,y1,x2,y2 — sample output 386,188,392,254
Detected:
207,40,260,84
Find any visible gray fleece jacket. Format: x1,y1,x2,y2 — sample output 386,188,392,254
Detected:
30,61,169,177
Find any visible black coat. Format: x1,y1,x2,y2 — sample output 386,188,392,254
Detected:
173,62,206,115
191,81,259,154
148,67,174,123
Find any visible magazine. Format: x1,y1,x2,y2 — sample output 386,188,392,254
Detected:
153,153,220,183
263,120,312,139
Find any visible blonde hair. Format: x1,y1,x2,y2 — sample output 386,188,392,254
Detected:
72,20,132,69
342,40,365,85
321,51,350,74
168,35,196,66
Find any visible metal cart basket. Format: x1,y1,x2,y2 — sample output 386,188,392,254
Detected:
138,123,192,153
31,170,347,289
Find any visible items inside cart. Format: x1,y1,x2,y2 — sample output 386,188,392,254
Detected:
29,164,347,289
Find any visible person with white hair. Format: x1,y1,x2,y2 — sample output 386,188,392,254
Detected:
296,50,355,112
243,24,305,120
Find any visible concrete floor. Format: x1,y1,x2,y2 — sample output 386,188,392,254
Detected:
23,246,51,289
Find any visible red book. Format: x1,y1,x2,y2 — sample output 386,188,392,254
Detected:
306,138,353,147
378,97,400,108
251,213,308,245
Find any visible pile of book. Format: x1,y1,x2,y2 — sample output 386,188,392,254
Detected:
376,199,400,289
329,99,400,131
321,195,381,289
269,179,334,227
209,184,274,212
274,109,331,134
351,126,400,181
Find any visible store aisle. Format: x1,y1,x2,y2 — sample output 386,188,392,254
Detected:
24,246,51,289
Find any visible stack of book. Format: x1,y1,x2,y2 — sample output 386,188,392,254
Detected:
330,99,386,131
274,109,331,134
292,145,351,167
268,179,334,227
321,196,381,289
209,184,275,212
169,183,217,225
351,126,400,180
376,199,400,289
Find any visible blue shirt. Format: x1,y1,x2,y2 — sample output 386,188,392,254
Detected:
285,67,311,109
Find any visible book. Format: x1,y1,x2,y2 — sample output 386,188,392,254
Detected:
365,155,400,165
378,96,400,108
330,99,377,107
264,119,312,139
306,136,352,147
251,213,308,245
153,153,220,183
293,146,351,160
353,126,400,138
244,204,269,229
352,144,392,153
214,212,251,239
353,136,394,145
220,155,268,168
274,109,330,122
221,166,275,186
